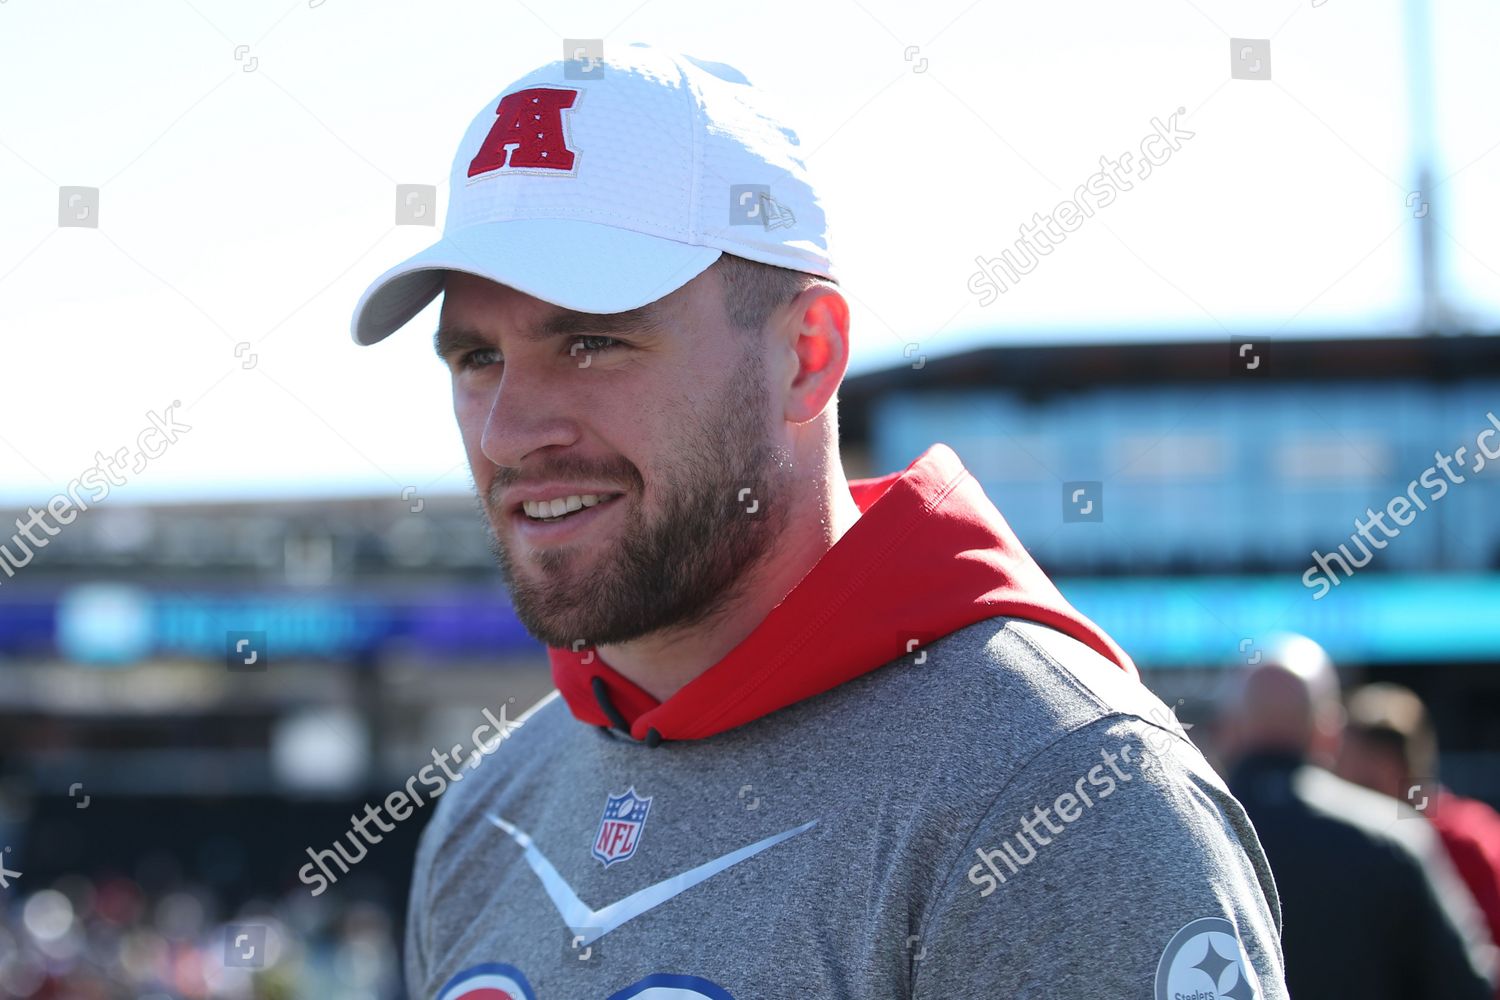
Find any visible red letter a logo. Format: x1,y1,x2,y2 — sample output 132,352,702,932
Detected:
467,87,578,177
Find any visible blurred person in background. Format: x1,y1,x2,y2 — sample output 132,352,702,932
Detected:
1339,681,1500,994
1219,632,1497,998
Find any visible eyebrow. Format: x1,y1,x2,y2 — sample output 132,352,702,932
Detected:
432,302,665,361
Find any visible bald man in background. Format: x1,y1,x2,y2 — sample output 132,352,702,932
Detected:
1219,633,1496,998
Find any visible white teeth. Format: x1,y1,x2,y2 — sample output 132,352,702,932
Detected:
522,493,614,519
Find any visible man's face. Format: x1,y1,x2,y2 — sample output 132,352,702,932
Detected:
436,268,792,651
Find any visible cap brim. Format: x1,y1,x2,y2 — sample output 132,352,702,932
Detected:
350,219,723,345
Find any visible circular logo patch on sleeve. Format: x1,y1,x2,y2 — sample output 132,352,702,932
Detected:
436,962,537,1000
1155,916,1259,1000
607,973,736,999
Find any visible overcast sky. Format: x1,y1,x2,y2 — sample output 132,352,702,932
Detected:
1,0,1496,503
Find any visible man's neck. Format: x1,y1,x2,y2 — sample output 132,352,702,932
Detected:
595,473,864,702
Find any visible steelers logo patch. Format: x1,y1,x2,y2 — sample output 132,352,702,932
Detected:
1154,916,1258,1000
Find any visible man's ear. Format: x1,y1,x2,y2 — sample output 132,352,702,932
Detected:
778,284,850,424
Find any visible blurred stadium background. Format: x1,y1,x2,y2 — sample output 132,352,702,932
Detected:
3,0,1499,996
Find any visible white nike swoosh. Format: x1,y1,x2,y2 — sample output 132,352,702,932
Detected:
485,812,817,947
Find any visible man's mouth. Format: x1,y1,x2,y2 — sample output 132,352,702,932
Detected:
520,492,625,523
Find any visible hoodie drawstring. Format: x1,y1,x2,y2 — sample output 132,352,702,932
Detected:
591,675,664,747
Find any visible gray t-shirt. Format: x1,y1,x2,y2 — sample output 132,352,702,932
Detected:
404,617,1288,999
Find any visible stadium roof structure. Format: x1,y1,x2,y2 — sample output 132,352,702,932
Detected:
837,333,1500,448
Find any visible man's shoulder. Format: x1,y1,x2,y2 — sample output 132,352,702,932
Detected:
955,618,1228,817
841,615,1192,770
905,627,1289,998
462,687,575,781
419,690,577,845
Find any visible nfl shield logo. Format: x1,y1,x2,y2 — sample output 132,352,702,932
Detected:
592,787,652,866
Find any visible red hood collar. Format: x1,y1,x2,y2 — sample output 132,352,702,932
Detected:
547,442,1138,742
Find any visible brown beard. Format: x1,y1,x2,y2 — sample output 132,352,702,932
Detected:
477,344,791,650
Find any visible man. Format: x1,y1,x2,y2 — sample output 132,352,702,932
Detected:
1339,682,1500,995
352,43,1288,1000
1220,633,1496,999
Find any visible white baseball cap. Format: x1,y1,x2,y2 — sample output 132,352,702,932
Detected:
350,42,836,346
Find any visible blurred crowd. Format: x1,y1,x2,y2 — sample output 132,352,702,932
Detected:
1215,633,1500,998
0,868,399,999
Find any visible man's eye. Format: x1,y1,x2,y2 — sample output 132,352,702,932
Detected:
569,335,621,356
455,337,620,371
457,349,500,371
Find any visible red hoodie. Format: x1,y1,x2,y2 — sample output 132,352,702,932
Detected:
547,442,1138,741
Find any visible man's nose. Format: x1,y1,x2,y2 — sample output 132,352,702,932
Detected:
478,367,580,469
